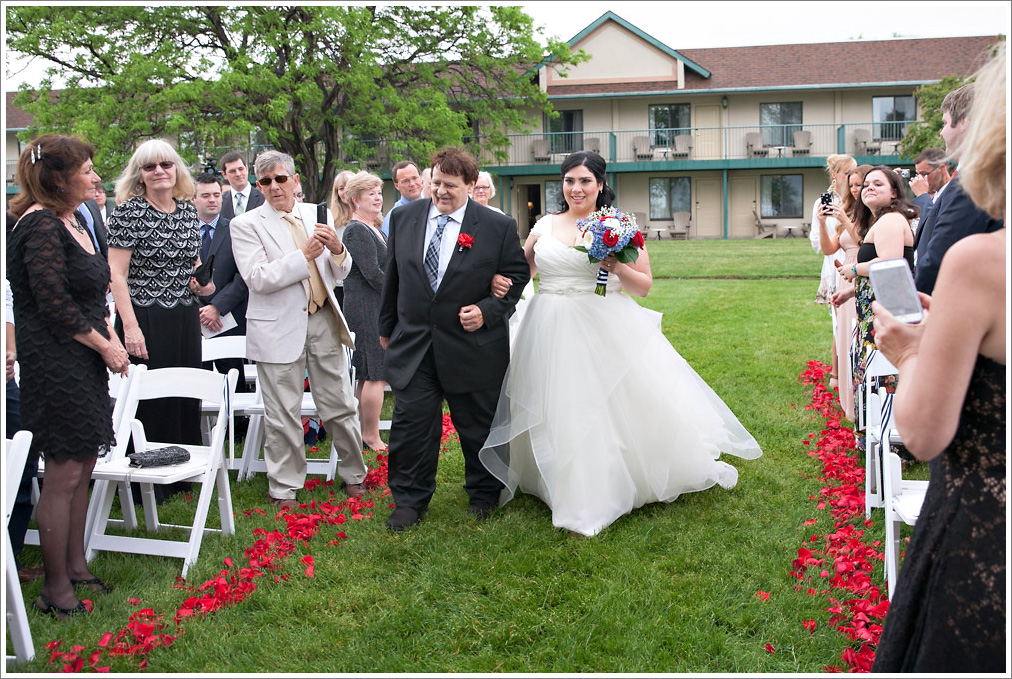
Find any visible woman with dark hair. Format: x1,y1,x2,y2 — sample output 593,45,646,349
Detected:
836,166,917,418
480,150,762,536
107,139,214,502
7,134,130,618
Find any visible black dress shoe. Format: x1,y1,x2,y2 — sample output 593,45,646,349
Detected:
386,506,422,531
468,502,496,521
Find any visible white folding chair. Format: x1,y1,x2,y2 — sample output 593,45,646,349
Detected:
862,347,901,517
86,366,238,578
882,449,928,599
201,335,258,470
238,333,358,483
5,431,35,666
25,368,139,549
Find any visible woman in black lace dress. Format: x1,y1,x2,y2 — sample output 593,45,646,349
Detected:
341,171,388,451
871,46,1006,673
107,139,214,502
7,135,130,619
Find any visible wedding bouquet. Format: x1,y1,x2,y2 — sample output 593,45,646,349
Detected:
574,207,645,295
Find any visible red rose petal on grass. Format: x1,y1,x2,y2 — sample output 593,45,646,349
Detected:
128,598,142,606
47,640,63,651
98,632,114,648
803,619,818,634
82,599,94,612
755,590,771,601
807,588,818,596
224,557,233,568
764,643,775,653
184,493,193,502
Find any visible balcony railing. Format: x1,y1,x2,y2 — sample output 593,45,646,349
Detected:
465,121,914,168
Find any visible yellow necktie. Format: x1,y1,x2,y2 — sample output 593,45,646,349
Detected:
283,212,328,314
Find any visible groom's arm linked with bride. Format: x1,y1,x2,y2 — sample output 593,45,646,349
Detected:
378,147,529,531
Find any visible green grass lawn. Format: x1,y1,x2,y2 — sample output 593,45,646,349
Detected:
11,238,886,673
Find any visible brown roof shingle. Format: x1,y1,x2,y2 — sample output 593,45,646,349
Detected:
546,35,1001,96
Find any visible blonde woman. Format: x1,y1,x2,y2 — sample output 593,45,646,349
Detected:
342,171,389,451
107,139,213,498
810,153,856,388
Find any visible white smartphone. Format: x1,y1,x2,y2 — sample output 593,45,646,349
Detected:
869,258,923,323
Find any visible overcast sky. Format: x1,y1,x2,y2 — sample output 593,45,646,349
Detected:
4,2,1010,91
524,1,1010,49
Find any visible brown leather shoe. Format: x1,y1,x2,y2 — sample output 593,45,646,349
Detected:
343,482,365,497
18,566,45,584
268,495,298,510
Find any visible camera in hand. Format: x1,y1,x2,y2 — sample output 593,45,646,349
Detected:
897,168,911,180
819,191,834,206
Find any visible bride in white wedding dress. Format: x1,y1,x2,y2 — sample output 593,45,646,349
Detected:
479,151,762,536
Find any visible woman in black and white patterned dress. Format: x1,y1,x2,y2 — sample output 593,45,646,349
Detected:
107,139,214,483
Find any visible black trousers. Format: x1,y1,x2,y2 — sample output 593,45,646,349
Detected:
387,346,503,509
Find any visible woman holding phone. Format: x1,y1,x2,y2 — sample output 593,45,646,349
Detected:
870,45,1005,673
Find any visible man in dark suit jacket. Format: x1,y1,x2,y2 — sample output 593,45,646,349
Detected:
914,85,1003,294
379,147,529,530
218,151,266,220
76,194,108,258
193,173,249,392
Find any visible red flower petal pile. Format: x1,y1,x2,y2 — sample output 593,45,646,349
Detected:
793,360,889,673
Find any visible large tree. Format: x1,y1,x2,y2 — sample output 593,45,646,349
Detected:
898,75,968,160
7,5,582,200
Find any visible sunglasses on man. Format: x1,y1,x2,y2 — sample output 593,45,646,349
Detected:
257,174,292,186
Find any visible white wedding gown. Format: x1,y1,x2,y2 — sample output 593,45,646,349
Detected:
479,214,762,536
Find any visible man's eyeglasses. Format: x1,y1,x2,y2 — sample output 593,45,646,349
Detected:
257,174,291,186
916,166,941,177
141,161,175,172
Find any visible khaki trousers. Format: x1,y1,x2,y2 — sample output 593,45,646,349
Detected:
257,309,366,499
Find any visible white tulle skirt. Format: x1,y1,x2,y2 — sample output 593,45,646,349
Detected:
480,288,762,536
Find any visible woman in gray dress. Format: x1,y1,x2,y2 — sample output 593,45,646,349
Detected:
342,171,388,451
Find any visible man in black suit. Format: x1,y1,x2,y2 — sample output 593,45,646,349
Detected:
218,151,265,220
379,147,529,530
76,183,108,258
192,173,249,393
914,83,1003,294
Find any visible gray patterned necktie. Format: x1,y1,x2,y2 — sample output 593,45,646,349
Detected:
425,214,450,291
235,191,246,215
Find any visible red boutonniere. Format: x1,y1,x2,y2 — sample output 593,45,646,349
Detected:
457,233,474,252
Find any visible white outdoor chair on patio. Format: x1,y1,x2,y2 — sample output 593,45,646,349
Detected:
5,431,35,667
86,365,238,579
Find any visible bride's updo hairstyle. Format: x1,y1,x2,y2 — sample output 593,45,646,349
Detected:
557,150,615,213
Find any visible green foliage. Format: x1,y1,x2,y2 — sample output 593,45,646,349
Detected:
899,75,968,159
6,5,583,199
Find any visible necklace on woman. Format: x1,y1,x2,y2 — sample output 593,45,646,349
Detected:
63,215,86,234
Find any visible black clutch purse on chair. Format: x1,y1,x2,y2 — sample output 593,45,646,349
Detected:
128,445,191,468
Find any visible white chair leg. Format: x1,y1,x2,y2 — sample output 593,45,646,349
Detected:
215,465,235,536
6,535,35,664
85,478,119,563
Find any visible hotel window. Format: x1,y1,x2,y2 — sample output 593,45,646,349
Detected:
873,96,916,141
649,177,691,220
759,102,802,148
760,175,803,219
544,110,583,154
649,104,691,147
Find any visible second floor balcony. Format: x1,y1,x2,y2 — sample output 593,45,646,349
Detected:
472,121,913,171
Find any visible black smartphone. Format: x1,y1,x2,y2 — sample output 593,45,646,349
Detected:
316,202,327,226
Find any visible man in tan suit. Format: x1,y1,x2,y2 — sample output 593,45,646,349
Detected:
231,150,367,508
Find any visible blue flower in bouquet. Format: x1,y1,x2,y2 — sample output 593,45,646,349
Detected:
573,207,646,295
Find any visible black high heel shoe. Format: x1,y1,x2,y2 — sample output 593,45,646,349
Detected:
32,593,89,621
71,576,113,594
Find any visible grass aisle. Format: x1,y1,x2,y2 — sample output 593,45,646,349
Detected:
12,240,895,673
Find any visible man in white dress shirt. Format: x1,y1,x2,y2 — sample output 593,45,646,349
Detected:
219,151,265,220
